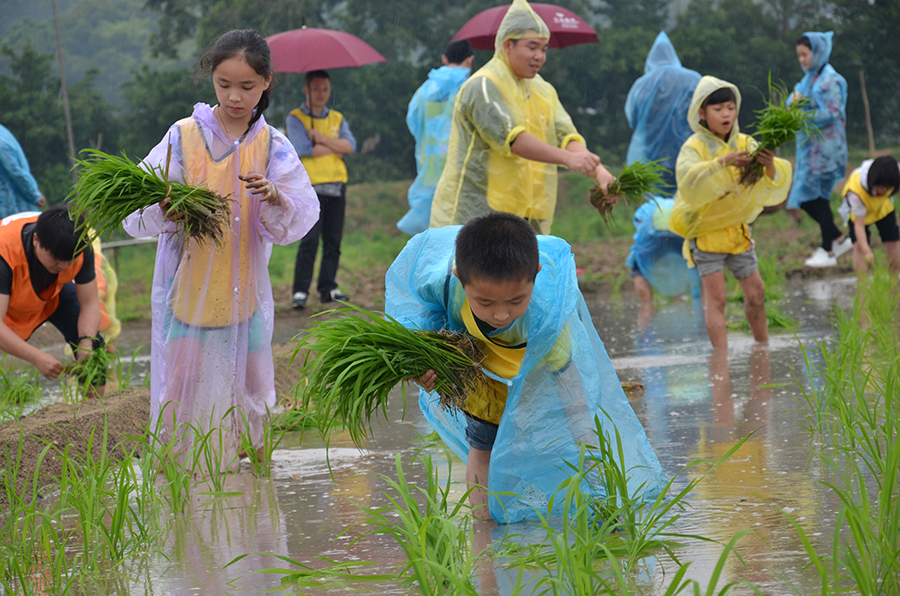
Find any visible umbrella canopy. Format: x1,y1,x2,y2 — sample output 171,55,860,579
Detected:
452,3,599,50
266,27,387,73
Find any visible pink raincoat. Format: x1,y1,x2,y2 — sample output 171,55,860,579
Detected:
124,103,318,465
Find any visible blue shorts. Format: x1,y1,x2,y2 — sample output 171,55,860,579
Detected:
464,412,499,451
165,308,267,353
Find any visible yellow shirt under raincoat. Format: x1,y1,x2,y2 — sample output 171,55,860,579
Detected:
669,77,792,266
429,0,584,234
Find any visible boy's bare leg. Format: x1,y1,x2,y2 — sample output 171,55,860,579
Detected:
700,271,728,348
885,241,900,272
739,271,768,344
633,275,653,328
467,447,492,521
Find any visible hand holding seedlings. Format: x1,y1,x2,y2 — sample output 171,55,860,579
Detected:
719,151,751,167
754,147,776,180
410,369,437,392
240,172,283,207
565,150,601,176
590,160,670,224
34,351,65,380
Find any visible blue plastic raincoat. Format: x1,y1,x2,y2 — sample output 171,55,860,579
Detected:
787,31,847,209
0,124,42,220
624,32,701,194
399,66,471,236
627,198,700,297
385,227,667,523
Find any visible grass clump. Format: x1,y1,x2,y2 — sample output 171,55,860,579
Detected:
288,304,485,446
589,160,670,224
68,148,231,246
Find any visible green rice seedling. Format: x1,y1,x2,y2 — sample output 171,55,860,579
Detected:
68,148,231,247
61,344,112,399
238,407,285,478
728,305,799,332
0,358,42,407
225,554,388,592
738,75,818,186
142,406,196,515
289,303,485,446
590,160,670,224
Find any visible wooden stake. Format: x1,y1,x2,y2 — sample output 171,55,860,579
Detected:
51,0,77,182
859,70,876,157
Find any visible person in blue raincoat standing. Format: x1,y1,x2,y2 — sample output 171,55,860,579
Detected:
0,124,46,220
624,31,701,193
788,32,851,269
398,40,475,236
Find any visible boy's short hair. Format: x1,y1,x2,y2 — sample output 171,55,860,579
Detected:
34,205,87,260
444,40,474,65
868,155,899,192
455,213,540,286
701,87,737,109
304,70,330,86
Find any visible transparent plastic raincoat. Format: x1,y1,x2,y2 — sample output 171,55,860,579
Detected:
123,103,318,463
787,31,847,209
625,32,701,193
385,226,667,523
429,0,584,234
669,77,792,266
399,66,471,236
627,198,700,297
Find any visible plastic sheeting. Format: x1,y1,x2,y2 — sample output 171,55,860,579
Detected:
669,77,792,263
398,65,471,236
627,198,700,297
787,31,848,209
429,0,584,234
385,226,667,523
123,103,318,464
0,124,42,220
625,32,701,193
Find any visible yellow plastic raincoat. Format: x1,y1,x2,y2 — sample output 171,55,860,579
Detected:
429,0,584,234
669,77,792,266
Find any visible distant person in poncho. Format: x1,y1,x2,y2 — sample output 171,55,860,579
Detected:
398,39,475,236
386,213,666,523
0,123,46,220
429,0,616,234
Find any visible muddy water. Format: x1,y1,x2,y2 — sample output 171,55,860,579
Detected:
59,278,865,594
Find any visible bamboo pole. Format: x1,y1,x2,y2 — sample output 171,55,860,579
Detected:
858,69,876,157
51,0,77,182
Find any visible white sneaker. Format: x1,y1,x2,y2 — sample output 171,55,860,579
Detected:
805,248,838,268
832,237,853,258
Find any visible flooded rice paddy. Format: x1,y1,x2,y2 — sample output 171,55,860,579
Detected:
2,276,877,594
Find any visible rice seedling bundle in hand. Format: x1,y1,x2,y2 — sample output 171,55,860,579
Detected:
68,148,231,246
738,76,819,187
288,305,485,446
589,160,670,224
63,346,111,390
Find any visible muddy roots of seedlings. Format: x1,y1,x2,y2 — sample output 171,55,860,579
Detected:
435,329,486,411
589,160,671,225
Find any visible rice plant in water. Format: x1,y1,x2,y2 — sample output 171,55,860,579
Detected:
590,160,670,224
288,304,485,446
68,148,231,246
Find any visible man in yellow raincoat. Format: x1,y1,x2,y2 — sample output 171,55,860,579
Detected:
429,0,615,234
669,76,792,348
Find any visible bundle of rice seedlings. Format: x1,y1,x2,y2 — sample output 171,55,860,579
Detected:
738,76,819,186
589,160,670,224
68,147,231,246
288,305,485,446
63,346,111,390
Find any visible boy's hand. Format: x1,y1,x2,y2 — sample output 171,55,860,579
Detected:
565,151,602,176
591,163,617,197
307,128,323,144
33,351,64,380
409,369,437,392
862,246,874,264
755,148,777,180
719,151,750,167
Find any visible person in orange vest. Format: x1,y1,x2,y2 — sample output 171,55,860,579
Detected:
0,205,103,380
287,70,357,309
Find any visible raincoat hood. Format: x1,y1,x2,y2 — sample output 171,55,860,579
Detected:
494,0,551,68
795,31,834,97
423,66,471,102
644,31,681,73
688,76,742,138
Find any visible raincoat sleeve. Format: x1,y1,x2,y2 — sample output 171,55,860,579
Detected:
674,139,735,209
256,129,319,245
0,133,41,204
553,95,584,150
461,77,526,157
406,88,423,140
807,71,844,128
122,125,185,238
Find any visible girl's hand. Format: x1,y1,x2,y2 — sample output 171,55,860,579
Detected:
240,172,284,207
409,369,437,392
719,151,750,167
159,196,187,223
755,148,777,180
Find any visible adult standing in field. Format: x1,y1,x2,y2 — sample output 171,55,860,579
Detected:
288,70,357,309
398,40,475,236
624,31,701,193
788,32,851,269
0,123,46,220
429,0,615,234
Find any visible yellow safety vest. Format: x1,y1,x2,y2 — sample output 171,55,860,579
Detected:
842,169,895,226
289,108,349,186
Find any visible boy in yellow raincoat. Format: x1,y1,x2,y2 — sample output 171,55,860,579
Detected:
429,0,615,234
669,76,792,348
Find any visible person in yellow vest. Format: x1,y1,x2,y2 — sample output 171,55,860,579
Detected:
838,155,900,274
0,206,103,380
429,0,616,234
287,70,357,309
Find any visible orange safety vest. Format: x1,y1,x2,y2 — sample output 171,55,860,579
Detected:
0,213,84,340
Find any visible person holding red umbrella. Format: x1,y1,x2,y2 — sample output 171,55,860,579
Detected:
430,0,615,234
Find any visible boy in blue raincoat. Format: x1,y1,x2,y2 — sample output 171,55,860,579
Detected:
386,213,666,523
0,124,46,220
399,40,475,236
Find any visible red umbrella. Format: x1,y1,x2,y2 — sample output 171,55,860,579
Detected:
265,27,387,73
452,3,599,50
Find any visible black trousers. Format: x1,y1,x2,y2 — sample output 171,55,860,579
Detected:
800,197,844,253
292,185,346,298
